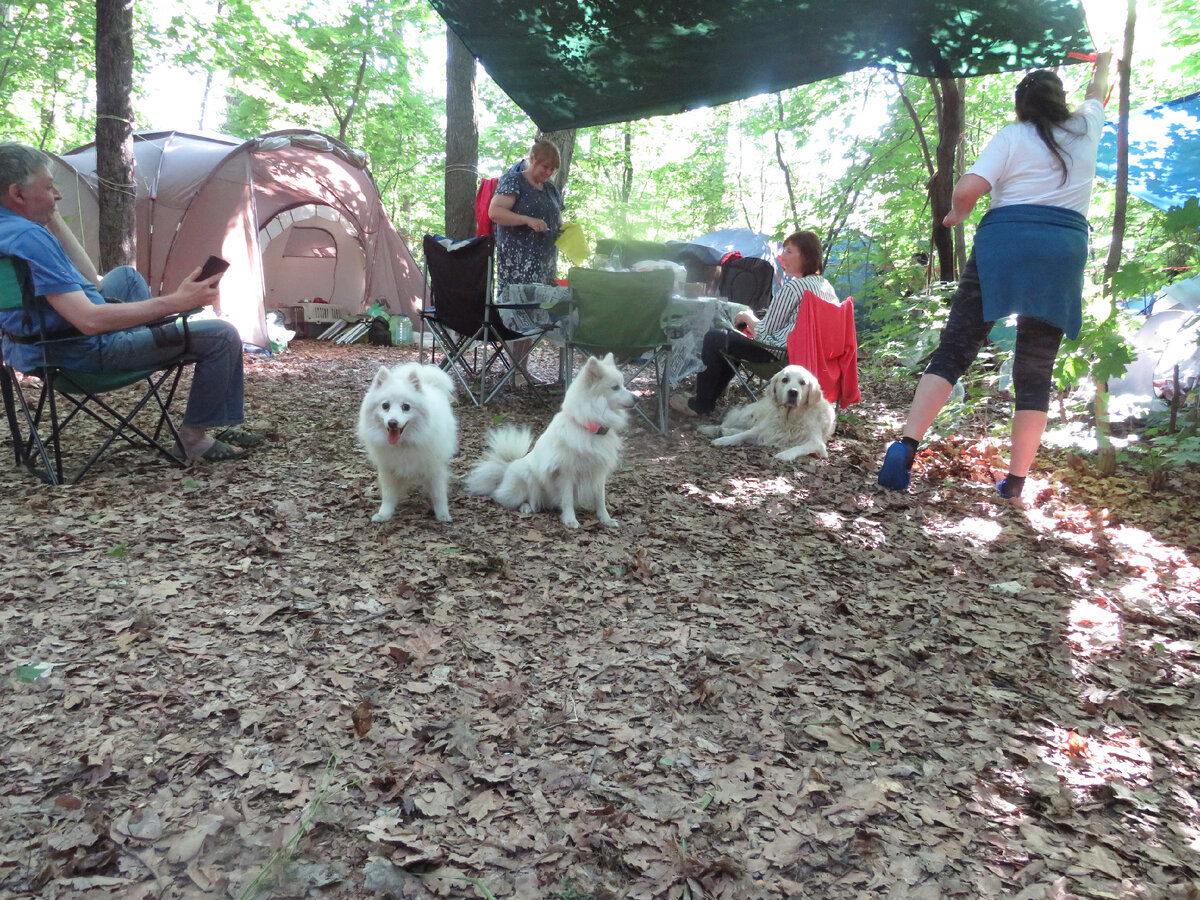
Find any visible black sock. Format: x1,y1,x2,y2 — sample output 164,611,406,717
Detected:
900,436,919,467
998,474,1025,498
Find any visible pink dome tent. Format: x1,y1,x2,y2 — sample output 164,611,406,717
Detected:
47,129,423,348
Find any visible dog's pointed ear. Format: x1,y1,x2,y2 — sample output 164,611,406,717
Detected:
371,365,391,390
407,368,423,392
582,356,601,382
601,352,616,366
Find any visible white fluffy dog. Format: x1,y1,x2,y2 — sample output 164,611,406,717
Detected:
357,362,457,523
702,364,835,461
466,353,634,528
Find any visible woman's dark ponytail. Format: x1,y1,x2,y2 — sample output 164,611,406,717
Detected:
1015,70,1074,184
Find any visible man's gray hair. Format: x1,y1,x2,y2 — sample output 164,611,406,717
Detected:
0,142,51,197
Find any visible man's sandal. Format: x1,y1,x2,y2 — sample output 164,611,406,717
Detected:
214,426,265,448
197,440,249,462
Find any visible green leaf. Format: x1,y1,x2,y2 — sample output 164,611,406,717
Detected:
14,662,54,683
108,543,130,558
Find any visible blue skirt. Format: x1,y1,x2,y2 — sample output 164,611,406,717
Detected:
974,204,1090,340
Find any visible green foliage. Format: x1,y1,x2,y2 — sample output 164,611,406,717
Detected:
0,0,99,147
1150,430,1200,469
860,282,957,370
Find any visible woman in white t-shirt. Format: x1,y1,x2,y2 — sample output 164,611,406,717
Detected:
878,53,1112,498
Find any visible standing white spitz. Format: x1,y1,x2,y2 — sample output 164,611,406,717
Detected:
466,353,635,529
357,362,457,523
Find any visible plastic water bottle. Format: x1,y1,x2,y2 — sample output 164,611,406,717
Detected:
398,314,413,345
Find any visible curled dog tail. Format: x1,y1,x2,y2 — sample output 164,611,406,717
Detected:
465,425,532,495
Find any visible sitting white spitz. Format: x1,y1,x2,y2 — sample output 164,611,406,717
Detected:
357,362,457,523
466,353,634,528
701,364,835,461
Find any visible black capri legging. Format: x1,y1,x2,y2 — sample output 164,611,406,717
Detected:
924,252,1064,412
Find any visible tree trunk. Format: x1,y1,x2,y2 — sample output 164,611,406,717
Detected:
539,129,576,193
95,0,136,272
1096,0,1137,478
929,76,964,282
773,94,798,228
1103,7,1135,287
444,27,478,241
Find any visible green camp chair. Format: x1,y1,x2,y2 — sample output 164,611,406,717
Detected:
0,255,199,485
564,267,675,434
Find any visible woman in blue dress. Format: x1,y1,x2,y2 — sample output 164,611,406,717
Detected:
488,139,563,291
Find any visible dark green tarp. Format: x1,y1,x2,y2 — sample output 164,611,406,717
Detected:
430,0,1094,131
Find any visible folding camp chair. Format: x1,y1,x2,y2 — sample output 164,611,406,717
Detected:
420,234,555,406
564,267,675,434
721,345,788,402
0,256,199,485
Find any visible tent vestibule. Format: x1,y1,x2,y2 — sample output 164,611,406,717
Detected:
49,129,423,348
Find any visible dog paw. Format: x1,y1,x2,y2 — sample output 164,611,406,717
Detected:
561,516,580,529
371,510,394,523
434,511,452,523
600,517,620,528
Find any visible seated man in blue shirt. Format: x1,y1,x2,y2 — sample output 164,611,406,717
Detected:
0,142,258,461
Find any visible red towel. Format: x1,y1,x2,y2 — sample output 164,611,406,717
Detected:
474,177,499,236
786,290,861,407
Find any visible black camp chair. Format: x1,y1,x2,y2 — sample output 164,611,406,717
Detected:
719,256,775,314
0,255,200,485
420,234,554,406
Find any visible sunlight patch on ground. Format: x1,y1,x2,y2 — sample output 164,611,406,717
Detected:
1109,525,1200,607
1067,596,1123,656
1037,724,1155,802
682,476,801,508
815,511,843,530
1042,421,1138,453
922,515,1003,547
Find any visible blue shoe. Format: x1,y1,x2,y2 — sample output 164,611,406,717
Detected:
877,441,913,490
996,476,1024,498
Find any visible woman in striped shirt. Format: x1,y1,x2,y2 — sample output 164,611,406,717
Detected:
672,229,839,417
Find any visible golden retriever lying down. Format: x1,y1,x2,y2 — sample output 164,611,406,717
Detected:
699,364,835,461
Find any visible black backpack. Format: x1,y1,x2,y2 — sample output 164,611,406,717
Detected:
367,316,392,346
719,257,775,313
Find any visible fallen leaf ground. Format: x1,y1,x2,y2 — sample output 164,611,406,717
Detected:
1,339,1198,900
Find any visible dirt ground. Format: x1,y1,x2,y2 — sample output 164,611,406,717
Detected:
1,338,1198,900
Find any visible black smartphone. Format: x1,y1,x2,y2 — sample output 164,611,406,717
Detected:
198,255,230,282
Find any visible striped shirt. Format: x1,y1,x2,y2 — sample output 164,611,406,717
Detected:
756,274,839,347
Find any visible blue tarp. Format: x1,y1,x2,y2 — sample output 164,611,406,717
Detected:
1096,91,1200,212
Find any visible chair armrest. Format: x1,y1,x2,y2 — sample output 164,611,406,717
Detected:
491,301,547,311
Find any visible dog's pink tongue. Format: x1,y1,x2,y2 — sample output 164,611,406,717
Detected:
387,425,402,444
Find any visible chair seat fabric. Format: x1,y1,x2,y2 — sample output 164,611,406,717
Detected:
565,267,675,433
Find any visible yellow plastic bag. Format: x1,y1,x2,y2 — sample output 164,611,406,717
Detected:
555,221,589,266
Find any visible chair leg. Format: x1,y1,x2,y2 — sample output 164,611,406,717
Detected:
3,367,59,484
1,365,21,467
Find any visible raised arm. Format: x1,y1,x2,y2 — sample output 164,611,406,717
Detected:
1085,51,1113,102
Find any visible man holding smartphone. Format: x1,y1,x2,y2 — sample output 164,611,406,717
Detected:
0,141,258,462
